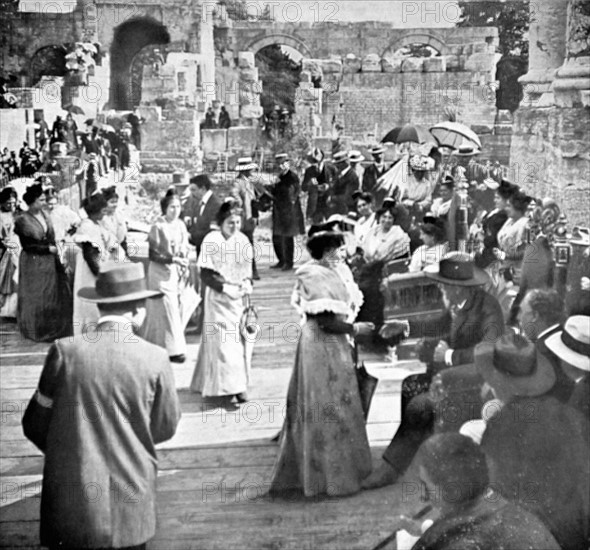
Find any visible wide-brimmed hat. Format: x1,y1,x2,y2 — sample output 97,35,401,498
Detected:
475,334,556,397
78,262,162,304
326,213,358,228
409,155,433,171
455,146,480,157
306,147,324,164
424,252,489,286
544,316,590,372
483,177,499,190
235,157,258,171
332,151,349,164
370,145,385,155
348,150,365,163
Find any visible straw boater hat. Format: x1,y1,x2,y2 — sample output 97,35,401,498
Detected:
424,252,489,286
78,262,162,304
544,316,590,372
235,157,258,171
275,153,289,162
306,147,324,164
348,150,365,163
326,213,358,228
475,333,556,397
332,151,349,164
455,145,480,157
370,145,385,156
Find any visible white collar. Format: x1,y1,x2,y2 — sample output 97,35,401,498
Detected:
456,299,468,310
97,315,135,333
341,166,351,177
201,189,212,205
537,323,559,341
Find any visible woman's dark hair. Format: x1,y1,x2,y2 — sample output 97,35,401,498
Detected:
420,216,447,243
22,183,44,205
497,179,519,200
216,199,240,227
102,185,118,202
83,192,108,217
509,191,533,214
44,187,58,200
306,230,344,260
441,175,455,190
160,191,180,214
376,203,397,223
0,186,17,204
354,191,373,204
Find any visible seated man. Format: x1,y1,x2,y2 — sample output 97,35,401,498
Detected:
405,433,560,550
478,334,590,550
363,253,504,489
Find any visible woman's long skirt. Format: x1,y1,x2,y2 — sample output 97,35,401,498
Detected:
17,251,72,341
269,318,372,498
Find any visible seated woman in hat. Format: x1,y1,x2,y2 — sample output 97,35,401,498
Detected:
269,227,374,498
14,181,72,341
408,216,449,272
190,199,253,402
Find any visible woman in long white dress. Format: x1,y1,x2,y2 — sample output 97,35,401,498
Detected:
0,187,20,318
99,185,128,253
141,190,199,362
73,192,123,335
190,200,253,402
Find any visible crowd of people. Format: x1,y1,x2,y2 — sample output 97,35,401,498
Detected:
1,136,588,550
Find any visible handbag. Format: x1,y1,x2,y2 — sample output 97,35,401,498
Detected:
239,294,259,339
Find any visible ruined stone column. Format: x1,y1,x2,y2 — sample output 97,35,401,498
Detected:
518,0,568,105
552,0,590,108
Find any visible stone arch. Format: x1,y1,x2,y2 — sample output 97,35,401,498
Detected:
382,33,448,58
29,45,67,86
247,34,312,59
109,16,170,110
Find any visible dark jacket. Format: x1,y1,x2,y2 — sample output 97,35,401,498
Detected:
362,162,390,209
475,208,508,268
329,167,359,215
181,192,221,254
302,161,338,223
22,326,181,549
271,169,304,237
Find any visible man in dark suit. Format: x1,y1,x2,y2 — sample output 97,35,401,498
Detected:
22,262,181,550
302,147,337,224
363,253,504,489
329,150,360,215
181,174,221,257
270,153,304,271
362,144,390,210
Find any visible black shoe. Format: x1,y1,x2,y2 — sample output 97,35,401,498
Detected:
270,262,284,269
169,354,186,363
235,392,248,403
281,265,294,271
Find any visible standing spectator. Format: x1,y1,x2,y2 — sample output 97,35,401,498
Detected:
63,113,79,153
50,116,66,144
35,113,49,151
231,157,261,280
5,150,20,180
348,150,365,183
329,151,359,215
270,153,304,271
0,186,20,318
22,261,180,550
127,106,144,149
302,147,336,224
181,174,221,257
14,182,72,341
141,190,199,363
72,193,123,336
362,145,391,210
190,200,253,402
40,157,62,174
203,100,230,129
352,191,377,248
99,186,128,253
84,152,102,199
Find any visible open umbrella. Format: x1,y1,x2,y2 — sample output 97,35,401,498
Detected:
395,124,438,145
93,122,115,133
65,105,85,115
430,121,482,150
381,126,403,144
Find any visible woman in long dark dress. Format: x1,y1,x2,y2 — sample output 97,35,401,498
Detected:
269,228,374,498
14,182,72,341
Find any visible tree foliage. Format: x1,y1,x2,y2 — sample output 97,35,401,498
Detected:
255,45,301,115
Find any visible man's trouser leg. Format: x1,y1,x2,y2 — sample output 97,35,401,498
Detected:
283,236,294,267
272,234,284,265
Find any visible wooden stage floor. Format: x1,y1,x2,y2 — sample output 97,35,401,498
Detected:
0,259,427,550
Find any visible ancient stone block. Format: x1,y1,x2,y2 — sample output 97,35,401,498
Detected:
449,45,463,56
471,124,494,135
423,57,446,72
401,57,424,72
302,59,323,79
300,70,313,83
472,42,489,54
228,126,258,149
139,106,162,122
381,56,403,73
239,104,263,119
319,57,343,74
240,67,259,83
464,53,496,73
444,55,461,71
344,54,361,74
495,109,513,124
238,51,256,69
362,53,381,72
201,129,227,154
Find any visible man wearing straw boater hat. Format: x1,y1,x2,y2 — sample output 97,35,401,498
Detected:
329,150,360,216
302,147,337,224
363,252,504,489
231,157,261,279
23,262,181,550
362,145,391,209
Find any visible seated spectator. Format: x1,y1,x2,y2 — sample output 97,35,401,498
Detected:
430,175,454,219
545,315,590,419
478,333,590,550
99,186,128,254
408,216,448,272
352,191,376,248
406,433,561,550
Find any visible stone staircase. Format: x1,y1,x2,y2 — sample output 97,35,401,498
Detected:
139,150,196,173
